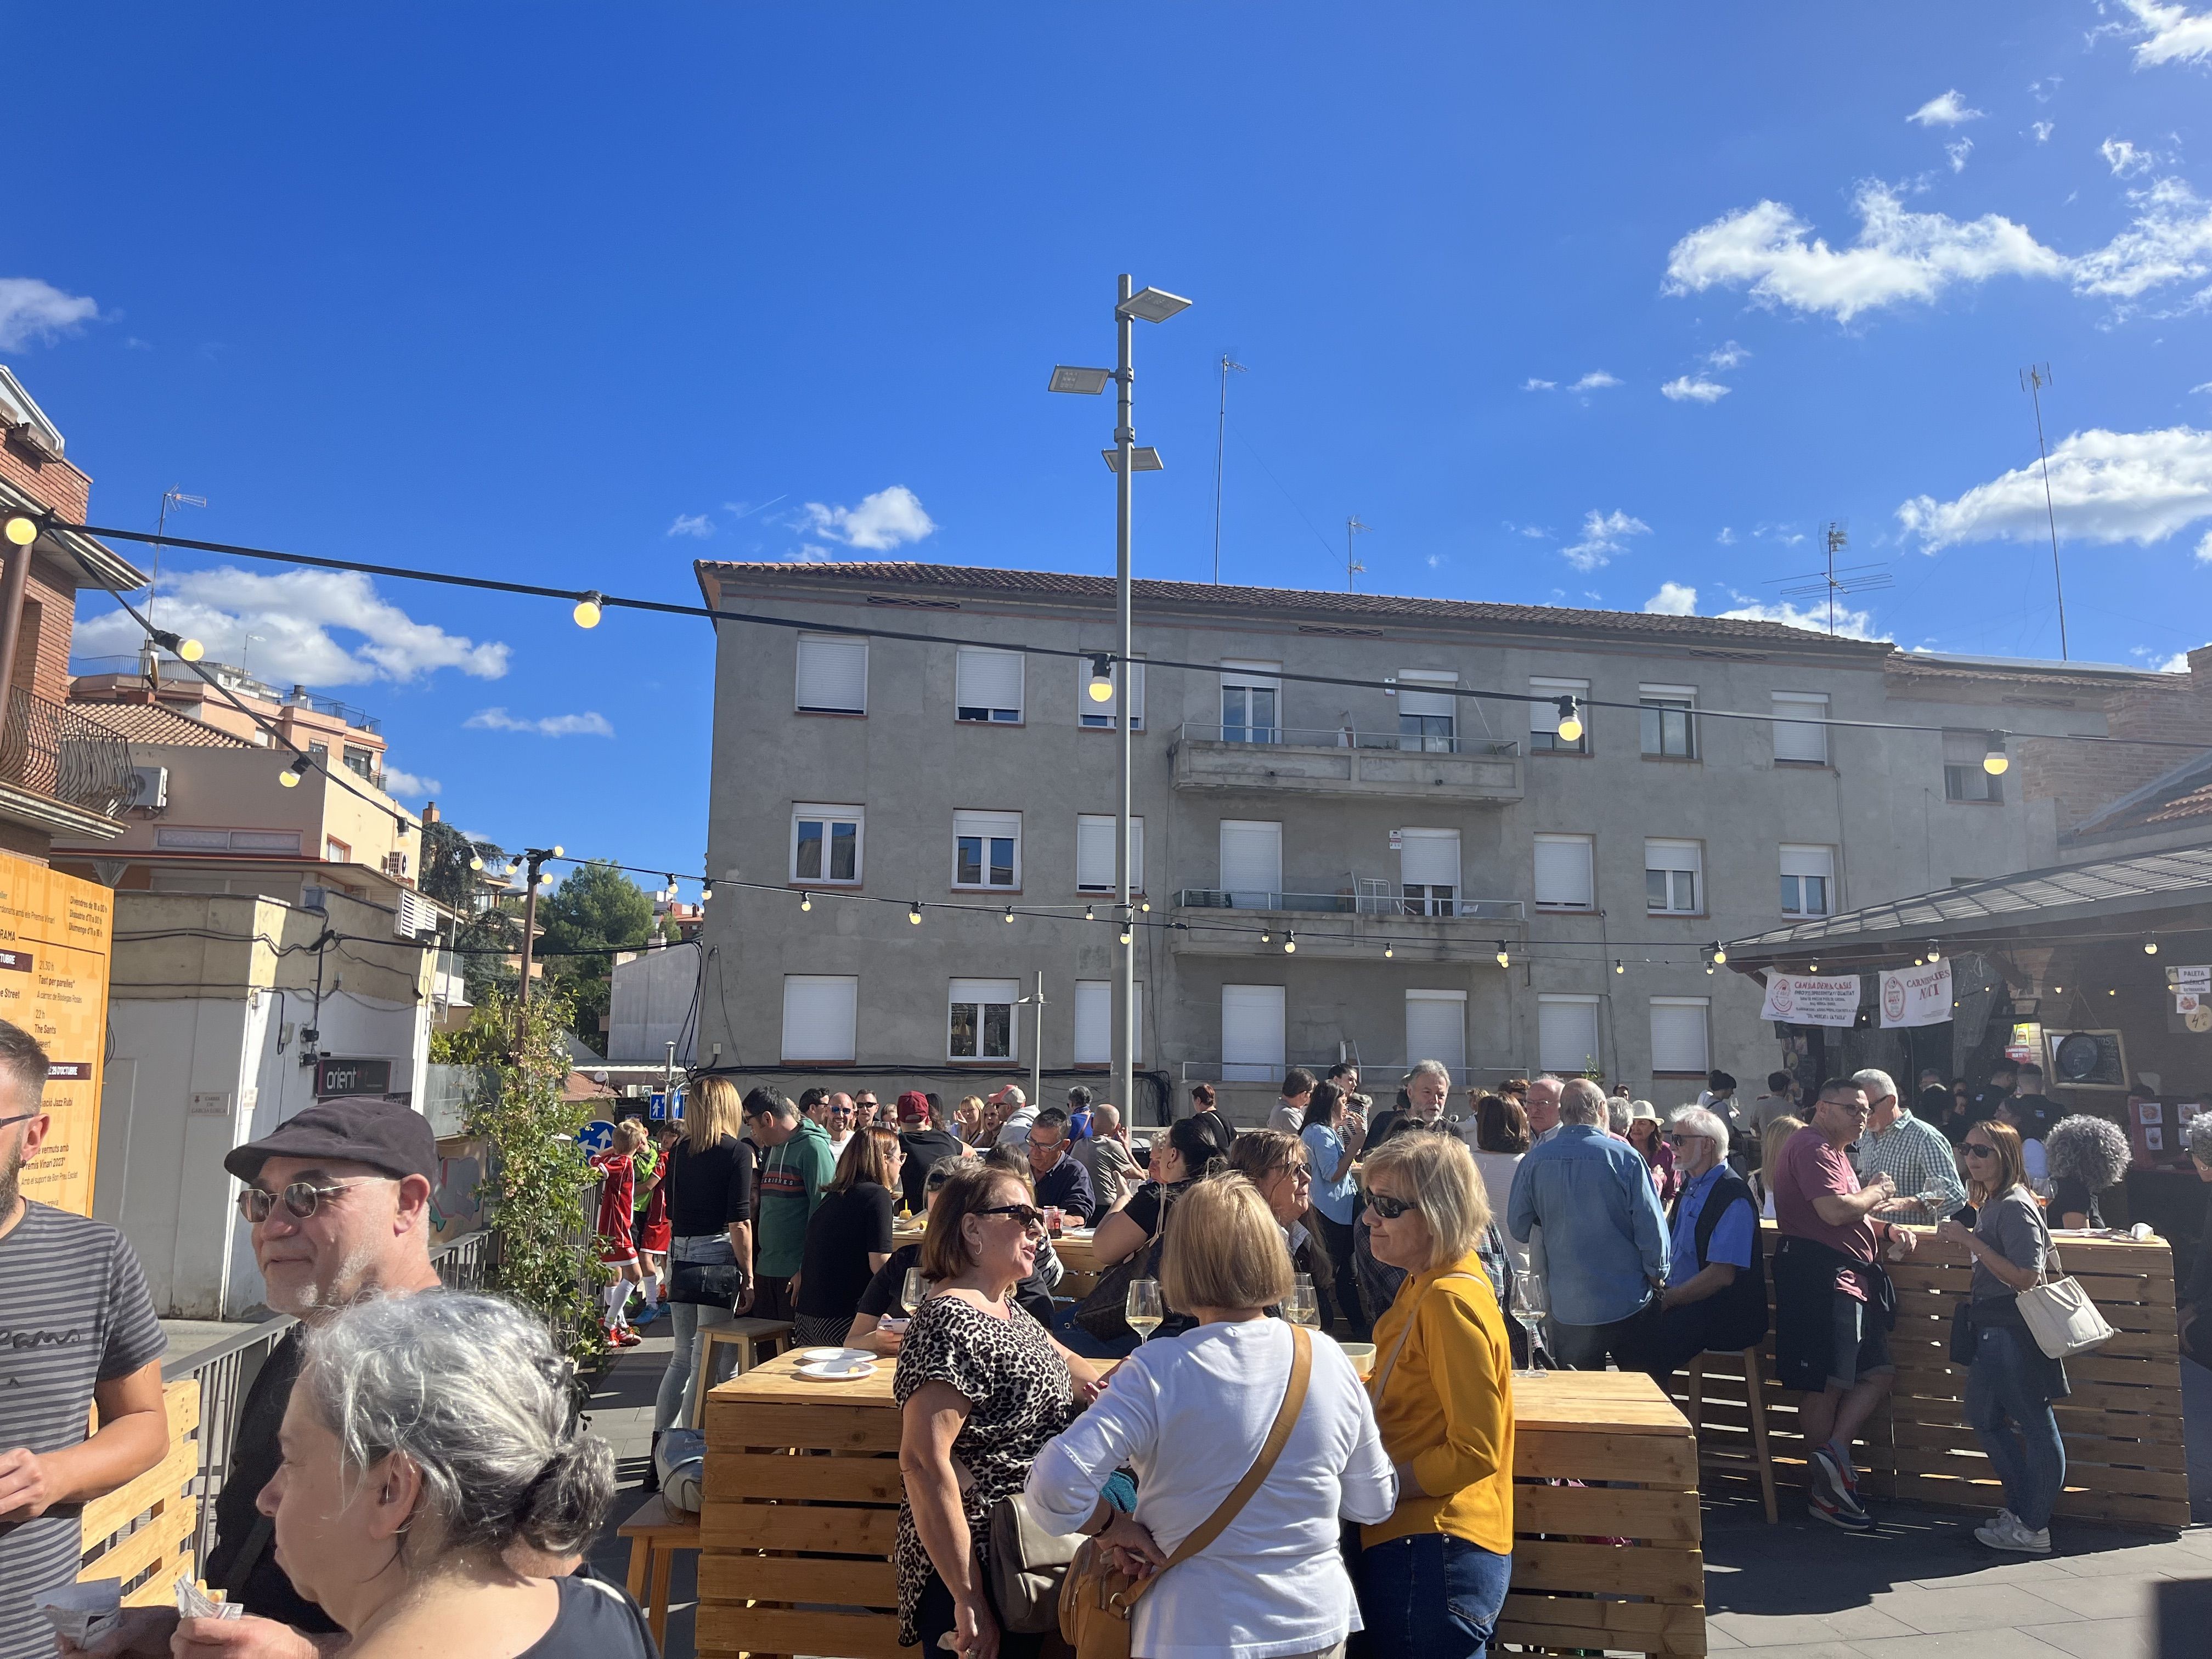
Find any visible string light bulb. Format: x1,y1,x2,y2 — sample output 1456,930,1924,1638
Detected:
799,891,812,911
278,755,310,788
1119,925,1133,945
551,845,564,859
1385,941,1395,958
1084,904,1094,923
150,628,204,662
1004,903,1015,923
908,901,923,925
1982,732,2009,776
1284,931,1297,953
1260,927,1272,944
573,591,605,629
1140,899,1150,912
469,854,484,872
1086,654,1115,703
1495,941,1510,968
1553,695,1583,745
1614,959,1626,974
1927,943,1942,962
701,882,713,902
2,515,36,547
2145,940,2160,955
1808,963,1819,973
1711,946,1727,966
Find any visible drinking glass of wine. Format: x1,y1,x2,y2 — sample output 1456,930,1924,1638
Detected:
901,1267,928,1317
1510,1272,1549,1378
1283,1283,1319,1328
1126,1279,1165,1341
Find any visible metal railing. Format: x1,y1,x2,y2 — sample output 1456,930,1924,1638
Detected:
163,1232,492,1570
1178,1059,1536,1086
1173,887,1525,922
1,686,133,815
1178,723,1519,757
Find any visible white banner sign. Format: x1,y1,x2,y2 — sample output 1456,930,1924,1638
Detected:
1878,960,1953,1029
1759,972,1862,1028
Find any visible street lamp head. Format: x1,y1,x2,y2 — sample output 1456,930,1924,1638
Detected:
1048,366,1114,396
1118,287,1192,324
1102,447,1165,473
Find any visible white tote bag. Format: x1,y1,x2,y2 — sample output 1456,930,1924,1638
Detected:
2014,1209,2115,1359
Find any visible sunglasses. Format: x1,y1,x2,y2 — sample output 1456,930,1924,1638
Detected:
1962,1143,1998,1159
237,1177,391,1223
1663,1132,1703,1147
1360,1188,1419,1220
975,1202,1048,1232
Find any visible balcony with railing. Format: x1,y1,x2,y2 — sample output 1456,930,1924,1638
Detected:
1169,879,1525,958
1172,723,1521,803
0,685,132,831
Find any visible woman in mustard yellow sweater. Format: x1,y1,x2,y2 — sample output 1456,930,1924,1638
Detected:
1356,1131,1516,1656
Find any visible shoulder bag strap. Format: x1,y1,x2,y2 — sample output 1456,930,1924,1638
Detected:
1372,1270,1483,1404
1122,1323,1313,1608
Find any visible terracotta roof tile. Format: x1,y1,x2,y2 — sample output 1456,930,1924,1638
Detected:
68,699,255,749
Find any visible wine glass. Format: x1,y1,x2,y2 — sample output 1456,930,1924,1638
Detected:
901,1267,928,1317
1510,1272,1549,1378
1283,1283,1319,1328
1126,1279,1165,1342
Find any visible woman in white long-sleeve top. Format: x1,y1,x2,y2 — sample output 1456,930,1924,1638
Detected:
1026,1174,1397,1659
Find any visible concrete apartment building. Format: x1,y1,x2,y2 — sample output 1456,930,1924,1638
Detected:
695,559,2183,1121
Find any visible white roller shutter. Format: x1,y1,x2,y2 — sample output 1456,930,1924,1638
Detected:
1405,990,1468,1077
1773,692,1829,763
1533,834,1594,909
1220,659,1282,690
1074,979,1144,1066
1396,670,1457,719
1221,984,1286,1082
1399,828,1460,889
795,635,867,713
781,975,857,1062
1779,844,1835,879
1076,815,1144,892
1219,820,1282,899
1538,995,1600,1076
956,647,1025,717
1650,998,1711,1075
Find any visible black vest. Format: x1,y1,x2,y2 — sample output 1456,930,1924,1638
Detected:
1672,1166,1769,1353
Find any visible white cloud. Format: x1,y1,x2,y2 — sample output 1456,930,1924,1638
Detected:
2194,381,2212,393
2032,120,2056,143
463,708,616,738
2029,76,2062,100
1661,375,1732,403
2121,0,2212,67
1568,371,1622,392
1897,425,2212,552
1706,341,1751,370
667,513,714,539
1717,527,1737,545
799,485,935,551
2103,137,2157,177
1520,377,1558,392
1426,553,1447,569
380,765,441,798
1947,138,1975,173
1665,174,2212,320
0,278,98,351
1908,90,1985,126
1559,509,1651,572
1714,595,1884,638
1644,582,1699,615
72,567,509,687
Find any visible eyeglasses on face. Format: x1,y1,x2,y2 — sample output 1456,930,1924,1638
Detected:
238,1177,391,1223
1025,1135,1064,1152
1663,1132,1705,1147
1360,1187,1419,1220
975,1202,1048,1233
1962,1143,1998,1159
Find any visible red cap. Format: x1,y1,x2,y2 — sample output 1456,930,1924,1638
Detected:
896,1090,929,1124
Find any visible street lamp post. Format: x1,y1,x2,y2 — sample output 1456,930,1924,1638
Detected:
1052,275,1189,1126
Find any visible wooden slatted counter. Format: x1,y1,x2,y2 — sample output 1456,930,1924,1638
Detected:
701,1353,1703,1658
78,1377,201,1604
1668,1224,2187,1530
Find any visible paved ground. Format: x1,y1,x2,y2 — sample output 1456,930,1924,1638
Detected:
582,1317,700,1658
157,1318,259,1368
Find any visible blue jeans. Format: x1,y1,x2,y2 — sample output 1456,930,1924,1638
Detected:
1357,1533,1510,1657
1965,1324,2066,1530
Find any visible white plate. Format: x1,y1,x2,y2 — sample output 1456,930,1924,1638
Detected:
797,1359,877,1380
798,1347,872,1364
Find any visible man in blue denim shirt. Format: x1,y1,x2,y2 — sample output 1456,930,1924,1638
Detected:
1508,1077,1669,1369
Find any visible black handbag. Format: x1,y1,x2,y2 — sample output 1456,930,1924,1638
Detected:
668,1263,748,1309
1074,1232,1163,1340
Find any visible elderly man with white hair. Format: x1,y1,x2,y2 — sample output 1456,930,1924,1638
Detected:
1848,1067,1965,1224
1507,1077,1669,1370
1651,1107,1769,1377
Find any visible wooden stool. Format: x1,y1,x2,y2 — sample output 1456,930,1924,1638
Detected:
617,1492,701,1649
1683,1347,1779,1525
689,1318,793,1427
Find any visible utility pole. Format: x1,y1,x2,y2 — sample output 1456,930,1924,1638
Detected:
2021,364,2069,661
1212,354,1245,584
1115,275,1137,1131
512,846,560,1040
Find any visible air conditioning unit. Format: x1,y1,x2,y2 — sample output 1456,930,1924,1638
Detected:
382,850,409,879
393,888,434,939
2045,1028,2129,1090
127,765,168,810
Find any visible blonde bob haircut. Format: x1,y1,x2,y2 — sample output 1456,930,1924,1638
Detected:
1358,1131,1489,1272
1160,1175,1294,1314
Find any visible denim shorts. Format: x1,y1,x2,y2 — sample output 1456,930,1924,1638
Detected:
1827,1291,1894,1390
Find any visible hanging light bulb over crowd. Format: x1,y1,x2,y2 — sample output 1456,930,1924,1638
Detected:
1086,654,1115,703
573,591,605,629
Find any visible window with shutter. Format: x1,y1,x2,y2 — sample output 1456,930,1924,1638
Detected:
1644,838,1703,915
1077,656,1145,730
1221,984,1286,1082
1943,731,2002,802
1650,998,1710,1074
1397,669,1457,752
1639,684,1697,758
955,647,1025,723
1531,675,1590,754
791,805,864,884
948,978,1021,1061
1220,661,1281,744
1405,990,1468,1077
1074,980,1144,1066
1533,834,1594,910
795,635,868,714
952,810,1021,889
1218,820,1283,902
1773,692,1829,764
1076,815,1143,893
1398,828,1461,917
1780,844,1835,917
1537,995,1601,1076
782,976,858,1062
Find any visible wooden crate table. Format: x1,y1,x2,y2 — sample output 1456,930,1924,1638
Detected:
891,1223,1104,1297
701,1351,1704,1659
1666,1223,2188,1531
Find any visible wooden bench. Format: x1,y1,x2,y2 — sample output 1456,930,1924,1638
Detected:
617,1492,701,1650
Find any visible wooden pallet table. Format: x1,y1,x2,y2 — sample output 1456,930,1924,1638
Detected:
1666,1223,2188,1530
701,1352,1703,1658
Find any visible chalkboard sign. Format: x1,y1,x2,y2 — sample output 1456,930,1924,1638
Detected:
317,1057,394,1098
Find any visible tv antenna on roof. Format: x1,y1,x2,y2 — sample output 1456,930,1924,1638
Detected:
1211,353,1246,585
1770,521,1891,635
2021,363,2069,661
146,487,207,636
1345,515,1372,592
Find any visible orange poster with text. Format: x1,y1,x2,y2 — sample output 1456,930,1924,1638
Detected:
0,855,113,1216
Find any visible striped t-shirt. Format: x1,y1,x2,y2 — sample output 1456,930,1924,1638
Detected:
0,1202,167,1659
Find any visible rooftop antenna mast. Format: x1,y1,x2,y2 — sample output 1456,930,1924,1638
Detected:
145,488,206,676
1211,353,1245,585
2021,364,2069,661
1770,521,1891,635
1345,515,1371,592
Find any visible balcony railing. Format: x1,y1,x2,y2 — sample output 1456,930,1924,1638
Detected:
1,686,132,816
1173,887,1525,922
1178,723,1519,755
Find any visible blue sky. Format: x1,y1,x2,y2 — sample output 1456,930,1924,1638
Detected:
8,3,2211,887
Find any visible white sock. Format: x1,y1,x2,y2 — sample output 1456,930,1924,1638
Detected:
641,1269,661,1306
603,1281,630,1325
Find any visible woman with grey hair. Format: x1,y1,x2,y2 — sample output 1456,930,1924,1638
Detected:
2045,1115,2131,1229
256,1291,651,1659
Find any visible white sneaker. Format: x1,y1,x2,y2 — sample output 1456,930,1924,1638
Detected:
1974,1513,2051,1554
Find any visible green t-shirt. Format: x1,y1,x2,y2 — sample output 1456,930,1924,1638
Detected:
757,1119,836,1276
